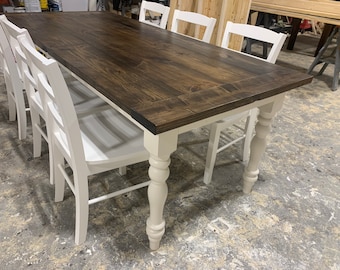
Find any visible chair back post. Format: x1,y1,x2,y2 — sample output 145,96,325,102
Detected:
0,15,35,73
0,17,34,102
0,22,22,94
0,17,27,139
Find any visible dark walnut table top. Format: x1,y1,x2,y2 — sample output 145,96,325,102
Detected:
7,12,312,134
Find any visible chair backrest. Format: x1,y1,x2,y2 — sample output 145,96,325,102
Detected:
17,34,87,172
0,15,35,76
139,0,170,29
0,15,42,118
221,21,287,64
0,18,20,88
0,17,25,114
170,9,217,43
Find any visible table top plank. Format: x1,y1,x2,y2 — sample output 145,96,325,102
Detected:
6,12,312,134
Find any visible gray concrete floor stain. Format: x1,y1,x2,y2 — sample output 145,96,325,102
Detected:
0,33,339,269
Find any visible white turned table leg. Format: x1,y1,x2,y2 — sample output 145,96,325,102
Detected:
242,95,285,193
144,131,178,250
242,112,271,193
146,154,169,250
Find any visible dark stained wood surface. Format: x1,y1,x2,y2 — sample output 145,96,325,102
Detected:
6,12,312,134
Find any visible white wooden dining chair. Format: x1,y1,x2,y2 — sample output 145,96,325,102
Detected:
0,15,28,140
1,15,110,185
170,9,217,43
139,0,170,29
18,34,150,245
203,21,287,185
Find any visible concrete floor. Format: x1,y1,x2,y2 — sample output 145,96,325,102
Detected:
0,33,339,269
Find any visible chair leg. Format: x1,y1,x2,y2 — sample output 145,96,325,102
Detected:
308,27,338,74
242,108,258,164
118,166,127,175
54,146,65,202
31,110,42,157
332,30,340,91
5,79,17,122
74,172,89,245
317,62,329,76
48,143,54,185
7,93,16,121
16,96,27,140
6,80,27,140
203,122,223,185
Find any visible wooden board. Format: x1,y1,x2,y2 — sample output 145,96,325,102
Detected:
168,0,251,50
251,0,340,25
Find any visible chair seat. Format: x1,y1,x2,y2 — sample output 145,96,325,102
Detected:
66,76,110,115
32,69,109,116
54,108,148,172
214,110,250,125
80,109,147,165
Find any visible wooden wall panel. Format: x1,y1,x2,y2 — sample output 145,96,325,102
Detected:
168,0,251,50
251,0,340,25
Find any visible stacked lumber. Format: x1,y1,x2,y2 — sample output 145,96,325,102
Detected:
167,0,251,49
251,0,340,25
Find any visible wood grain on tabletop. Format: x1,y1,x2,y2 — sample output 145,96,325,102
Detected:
7,12,313,134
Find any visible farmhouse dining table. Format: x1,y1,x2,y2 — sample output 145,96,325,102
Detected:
6,12,312,250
